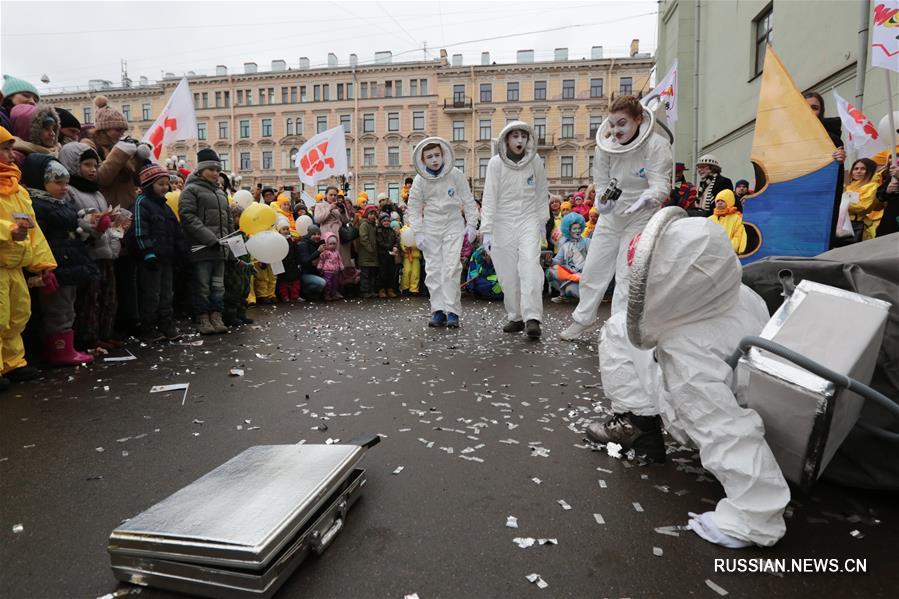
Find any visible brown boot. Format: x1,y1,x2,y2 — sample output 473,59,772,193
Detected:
209,312,229,334
386,289,398,298
378,289,388,299
196,313,215,335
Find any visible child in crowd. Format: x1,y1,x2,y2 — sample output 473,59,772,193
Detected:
708,189,747,253
357,205,379,298
222,204,255,326
399,223,421,295
390,220,403,294
583,207,599,238
547,213,591,301
10,104,60,168
316,232,345,301
253,259,277,304
296,224,327,300
127,163,185,342
480,121,550,339
24,154,99,366
376,212,399,298
276,217,303,303
0,126,56,388
273,193,298,237
465,246,503,301
571,192,590,217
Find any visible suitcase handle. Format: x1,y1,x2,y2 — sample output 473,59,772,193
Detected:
311,516,344,555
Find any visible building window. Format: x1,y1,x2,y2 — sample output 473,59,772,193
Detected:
197,122,207,140
412,111,425,131
453,120,465,141
261,118,272,137
561,116,574,139
300,86,307,102
340,114,351,133
348,82,355,99
453,84,465,105
562,79,575,99
239,119,250,138
388,182,400,201
589,115,602,137
480,83,492,103
290,148,299,167
561,156,574,178
83,107,92,123
619,77,633,95
363,147,375,167
314,85,321,102
322,84,330,101
360,82,368,99
363,113,375,133
290,86,297,103
370,81,378,97
316,115,327,133
364,183,376,197
240,152,251,170
346,148,351,164
410,80,418,96
237,90,243,105
753,3,773,77
122,104,131,121
268,87,274,104
388,112,400,131
479,158,490,179
215,92,222,108
388,146,400,167
295,116,303,135
218,121,229,139
455,158,464,173
224,91,230,107
142,103,151,120
395,80,403,97
259,88,266,104
420,79,428,95
337,83,344,100
507,82,519,101
590,78,603,98
479,119,492,141
281,87,288,104
286,118,294,136
534,80,547,101
534,117,546,144
262,151,273,170
201,92,208,108
385,81,393,98
220,152,229,172
588,154,594,175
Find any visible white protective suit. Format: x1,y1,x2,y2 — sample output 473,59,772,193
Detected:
599,215,790,546
571,109,672,323
481,121,550,323
406,137,478,316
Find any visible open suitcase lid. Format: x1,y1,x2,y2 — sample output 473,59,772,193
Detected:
109,437,378,570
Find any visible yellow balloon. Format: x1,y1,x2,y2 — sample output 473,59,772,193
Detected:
240,202,277,236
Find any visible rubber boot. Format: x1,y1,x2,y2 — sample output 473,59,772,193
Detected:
195,313,215,335
446,313,460,328
209,312,229,334
429,311,447,327
503,320,525,333
45,330,95,366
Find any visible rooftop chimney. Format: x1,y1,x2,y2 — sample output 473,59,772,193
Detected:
349,53,358,67
216,65,228,76
439,49,448,65
272,59,286,72
244,62,257,74
554,48,569,61
374,51,393,64
187,71,196,77
164,72,175,79
451,54,463,67
327,53,338,67
517,49,534,64
630,39,640,57
481,52,490,65
591,46,604,59
299,57,310,69
139,76,148,86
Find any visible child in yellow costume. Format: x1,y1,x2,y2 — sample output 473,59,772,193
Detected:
272,193,299,237
0,126,57,388
253,261,277,304
399,224,421,294
844,158,883,241
708,189,746,253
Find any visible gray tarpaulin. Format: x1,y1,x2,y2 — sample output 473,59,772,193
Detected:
742,233,899,490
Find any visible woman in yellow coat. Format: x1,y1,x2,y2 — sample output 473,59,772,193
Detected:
0,126,57,386
844,158,883,241
272,193,298,237
708,189,746,253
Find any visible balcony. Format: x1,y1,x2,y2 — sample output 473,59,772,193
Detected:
443,95,473,113
536,134,555,150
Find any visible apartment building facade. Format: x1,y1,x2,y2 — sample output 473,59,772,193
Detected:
43,49,652,199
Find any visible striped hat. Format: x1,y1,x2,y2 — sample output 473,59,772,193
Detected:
139,163,169,188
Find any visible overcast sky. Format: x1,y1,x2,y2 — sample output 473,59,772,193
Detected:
1,0,657,93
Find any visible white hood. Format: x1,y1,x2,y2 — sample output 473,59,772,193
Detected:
412,137,455,180
495,121,537,170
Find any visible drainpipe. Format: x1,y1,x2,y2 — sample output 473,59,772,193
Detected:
228,74,235,185
353,66,359,196
692,0,701,184
855,0,870,110
470,65,476,192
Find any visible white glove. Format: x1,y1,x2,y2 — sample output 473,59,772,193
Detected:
465,225,478,244
595,199,614,214
481,233,493,254
136,142,153,161
623,193,654,215
114,140,138,156
414,232,428,253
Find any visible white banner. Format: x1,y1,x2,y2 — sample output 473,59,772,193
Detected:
832,90,885,157
872,1,899,72
141,78,197,160
294,126,348,187
644,60,678,124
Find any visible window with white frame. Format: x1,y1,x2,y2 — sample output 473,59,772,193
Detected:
479,158,490,179
590,78,603,98
83,107,92,123
589,115,602,137
388,146,400,167
220,153,230,172
388,112,400,131
262,151,273,170
478,119,491,141
240,152,251,170
122,104,131,121
261,118,272,137
561,156,574,178
289,148,299,167
239,119,250,138
562,79,575,99
340,114,351,133
316,115,327,133
454,158,465,173
533,117,546,143
218,121,229,139
363,113,375,133
286,117,294,136
388,182,399,201
363,147,375,167
142,103,151,120
453,120,465,141
197,122,207,140
412,111,424,131
364,183,376,196
619,77,633,95
561,116,574,139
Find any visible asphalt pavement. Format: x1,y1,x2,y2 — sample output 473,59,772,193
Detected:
1,296,896,599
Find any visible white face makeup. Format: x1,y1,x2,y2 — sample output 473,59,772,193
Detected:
506,130,529,154
423,147,444,172
607,111,641,143
696,164,712,177
569,223,583,237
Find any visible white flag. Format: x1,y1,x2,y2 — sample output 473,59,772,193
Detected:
141,78,197,160
645,60,677,124
294,126,348,186
832,90,885,157
872,1,899,72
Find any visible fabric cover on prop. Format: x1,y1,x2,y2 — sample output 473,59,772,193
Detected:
742,232,899,490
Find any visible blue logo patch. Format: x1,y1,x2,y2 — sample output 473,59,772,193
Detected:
447,187,455,197
635,167,647,179
527,175,535,187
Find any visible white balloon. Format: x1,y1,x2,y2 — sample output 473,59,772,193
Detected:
233,190,254,210
400,227,416,248
246,230,289,263
296,214,313,235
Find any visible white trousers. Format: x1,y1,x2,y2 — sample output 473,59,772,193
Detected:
421,229,464,315
491,225,544,322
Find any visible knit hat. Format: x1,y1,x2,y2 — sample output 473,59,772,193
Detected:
196,147,221,172
55,107,81,130
276,216,290,229
378,211,391,222
93,95,128,131
560,201,572,211
362,205,379,217
696,154,720,168
0,125,13,145
315,192,324,202
139,162,169,188
306,224,321,235
2,74,40,102
377,192,389,201
735,179,750,187
276,192,290,203
675,162,688,172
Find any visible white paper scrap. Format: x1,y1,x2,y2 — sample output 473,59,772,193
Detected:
12,523,23,533
104,350,137,362
506,516,519,528
271,260,285,275
229,368,245,377
392,466,404,475
633,502,644,513
557,499,572,511
653,546,663,556
531,477,542,485
149,383,190,406
526,573,549,589
404,594,420,599
593,513,605,525
513,537,536,548
705,579,728,596
606,442,623,458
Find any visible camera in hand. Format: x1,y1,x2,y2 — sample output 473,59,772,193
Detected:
600,178,623,203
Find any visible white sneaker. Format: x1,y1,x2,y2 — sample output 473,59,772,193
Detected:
550,296,568,303
560,319,594,341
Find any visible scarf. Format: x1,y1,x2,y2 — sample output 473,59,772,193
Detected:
699,173,718,211
0,161,22,195
69,174,99,193
713,205,738,217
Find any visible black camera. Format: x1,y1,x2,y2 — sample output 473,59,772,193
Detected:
600,178,623,203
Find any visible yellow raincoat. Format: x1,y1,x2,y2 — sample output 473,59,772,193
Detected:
708,189,747,253
845,174,883,241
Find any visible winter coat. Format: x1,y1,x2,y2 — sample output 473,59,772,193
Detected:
357,219,378,267
376,224,398,256
876,174,899,237
29,187,99,286
178,172,234,262
278,238,302,281
0,161,56,273
86,135,140,209
698,173,735,215
59,143,121,261
297,235,323,275
10,104,60,168
313,200,350,240
707,190,747,253
317,248,344,273
128,191,185,261
554,213,590,272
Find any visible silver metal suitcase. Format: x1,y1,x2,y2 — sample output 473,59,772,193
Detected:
108,434,379,598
